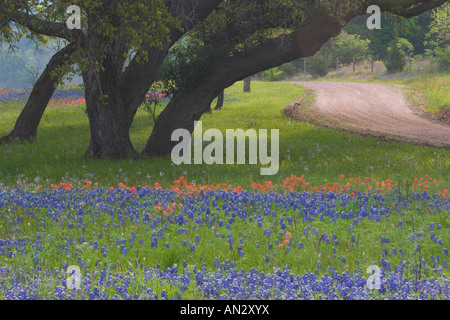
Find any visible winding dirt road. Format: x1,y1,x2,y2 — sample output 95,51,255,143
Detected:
291,81,450,148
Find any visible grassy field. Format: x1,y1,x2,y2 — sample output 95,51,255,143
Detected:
0,81,449,190
0,80,449,299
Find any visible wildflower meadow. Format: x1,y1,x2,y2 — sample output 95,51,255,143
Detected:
0,81,449,302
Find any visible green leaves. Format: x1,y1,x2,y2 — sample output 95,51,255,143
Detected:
427,1,450,47
385,38,407,73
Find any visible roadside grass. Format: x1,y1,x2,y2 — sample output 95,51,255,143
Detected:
350,74,449,115
306,71,450,116
0,81,449,190
395,75,450,115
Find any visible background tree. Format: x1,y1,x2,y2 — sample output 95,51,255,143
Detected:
260,62,298,81
306,43,335,77
215,90,225,110
0,39,79,88
305,30,371,77
384,38,407,73
0,43,76,143
345,11,433,60
427,1,450,46
425,2,450,70
243,77,251,93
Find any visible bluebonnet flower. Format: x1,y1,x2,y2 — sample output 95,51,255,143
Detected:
381,236,390,244
151,235,158,248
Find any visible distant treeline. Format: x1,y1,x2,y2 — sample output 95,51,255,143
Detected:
0,9,441,88
0,39,82,89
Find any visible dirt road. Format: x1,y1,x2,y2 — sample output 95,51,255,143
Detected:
291,82,450,148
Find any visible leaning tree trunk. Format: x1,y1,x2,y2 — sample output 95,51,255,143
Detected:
141,0,441,158
141,7,355,158
0,44,75,144
142,86,221,157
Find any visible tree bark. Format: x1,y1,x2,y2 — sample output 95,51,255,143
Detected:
82,60,139,160
243,77,251,93
0,43,75,144
214,89,225,110
143,87,220,157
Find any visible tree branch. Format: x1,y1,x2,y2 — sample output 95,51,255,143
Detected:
119,0,224,109
378,0,448,18
164,0,225,30
11,11,83,42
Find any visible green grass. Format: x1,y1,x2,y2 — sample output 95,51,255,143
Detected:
358,74,449,115
390,75,450,115
0,81,449,191
7,195,447,276
1,180,448,299
0,81,449,299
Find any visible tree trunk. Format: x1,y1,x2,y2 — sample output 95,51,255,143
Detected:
0,44,75,144
141,8,356,157
78,1,223,160
81,49,144,160
214,89,225,110
243,76,251,93
82,68,139,160
142,87,220,157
